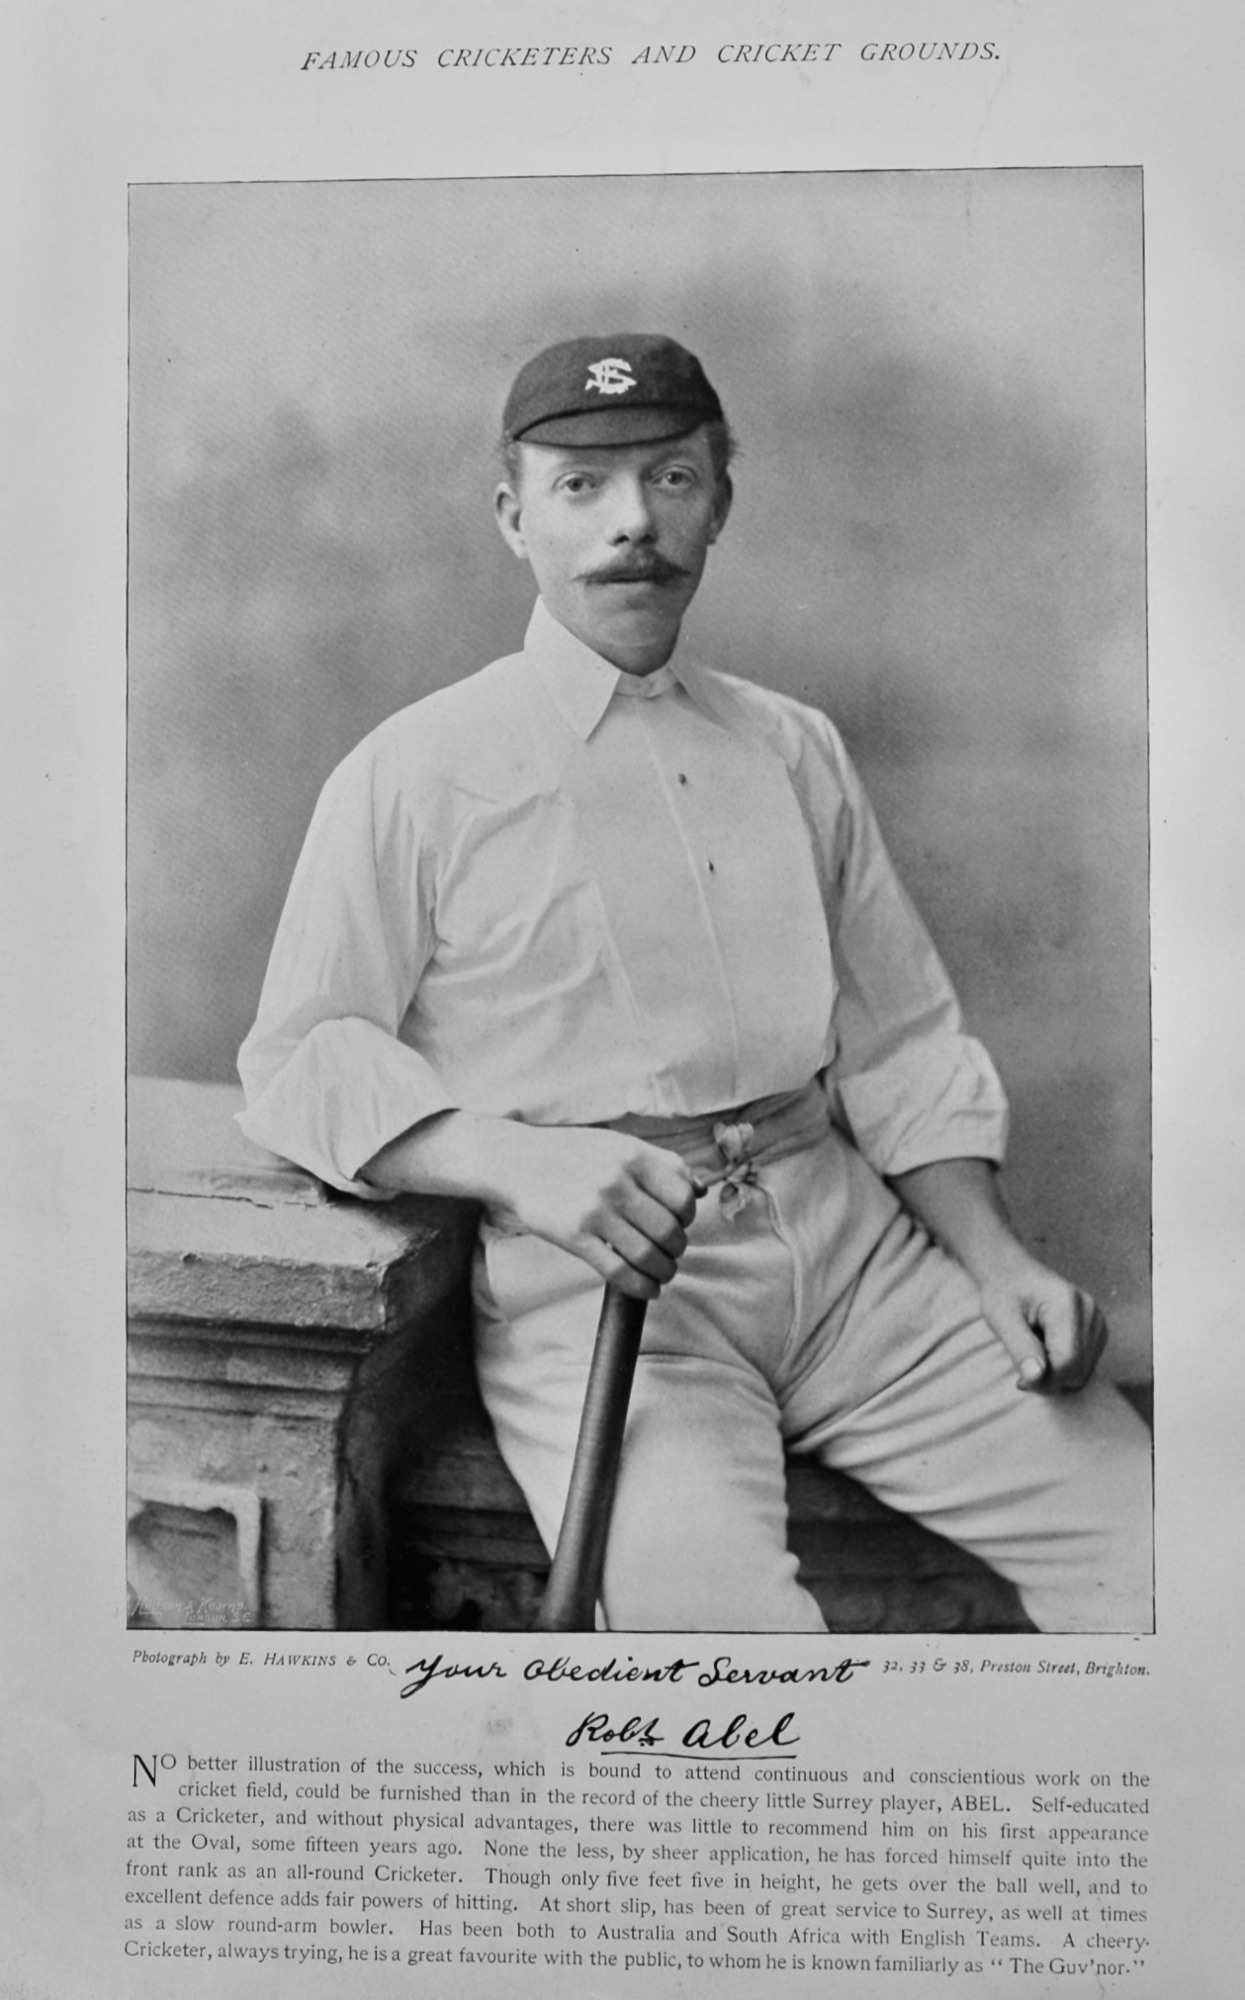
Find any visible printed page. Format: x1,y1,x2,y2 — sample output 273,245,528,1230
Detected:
4,4,1242,1996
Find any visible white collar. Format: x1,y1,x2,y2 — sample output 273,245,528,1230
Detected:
522,597,709,742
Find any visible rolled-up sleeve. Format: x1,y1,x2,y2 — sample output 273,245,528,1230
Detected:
814,718,1009,1177
236,734,456,1195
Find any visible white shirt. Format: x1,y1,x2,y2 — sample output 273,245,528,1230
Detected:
237,599,1007,1194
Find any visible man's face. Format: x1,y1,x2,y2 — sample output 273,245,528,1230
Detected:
494,426,731,674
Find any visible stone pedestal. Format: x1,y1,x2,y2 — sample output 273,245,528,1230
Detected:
127,1078,476,1629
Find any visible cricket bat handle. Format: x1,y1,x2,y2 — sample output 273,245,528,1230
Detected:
535,1286,648,1633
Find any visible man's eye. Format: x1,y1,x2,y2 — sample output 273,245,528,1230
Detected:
557,474,595,495
657,467,694,489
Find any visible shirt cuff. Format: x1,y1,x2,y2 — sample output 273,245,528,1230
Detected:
833,1036,1009,1178
236,1015,458,1197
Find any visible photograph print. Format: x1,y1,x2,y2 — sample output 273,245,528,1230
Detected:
126,167,1152,1636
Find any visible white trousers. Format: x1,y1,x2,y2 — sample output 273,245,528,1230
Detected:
471,1088,1153,1634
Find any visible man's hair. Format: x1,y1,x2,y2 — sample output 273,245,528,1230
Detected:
499,418,738,493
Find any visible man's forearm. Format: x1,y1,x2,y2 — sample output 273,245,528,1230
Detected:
362,1108,534,1212
361,1111,700,1301
888,1155,1029,1287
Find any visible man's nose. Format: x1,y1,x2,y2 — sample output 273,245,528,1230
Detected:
607,475,657,542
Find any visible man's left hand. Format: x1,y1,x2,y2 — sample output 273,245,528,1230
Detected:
976,1251,1109,1394
889,1156,1109,1394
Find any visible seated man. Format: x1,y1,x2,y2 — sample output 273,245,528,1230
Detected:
238,332,1152,1633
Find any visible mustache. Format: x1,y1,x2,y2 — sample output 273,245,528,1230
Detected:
580,552,688,585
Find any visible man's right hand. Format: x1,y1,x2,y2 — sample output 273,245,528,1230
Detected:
362,1112,700,1300
486,1123,700,1297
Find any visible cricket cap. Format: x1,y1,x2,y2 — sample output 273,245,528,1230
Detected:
502,333,723,448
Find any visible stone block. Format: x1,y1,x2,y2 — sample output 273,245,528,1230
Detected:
127,1077,476,1629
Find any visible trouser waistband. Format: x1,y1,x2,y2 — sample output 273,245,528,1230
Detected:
599,1079,833,1215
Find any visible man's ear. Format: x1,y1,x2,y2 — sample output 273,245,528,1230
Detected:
494,482,528,560
708,472,733,545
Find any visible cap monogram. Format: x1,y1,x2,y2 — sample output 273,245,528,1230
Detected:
585,358,638,396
